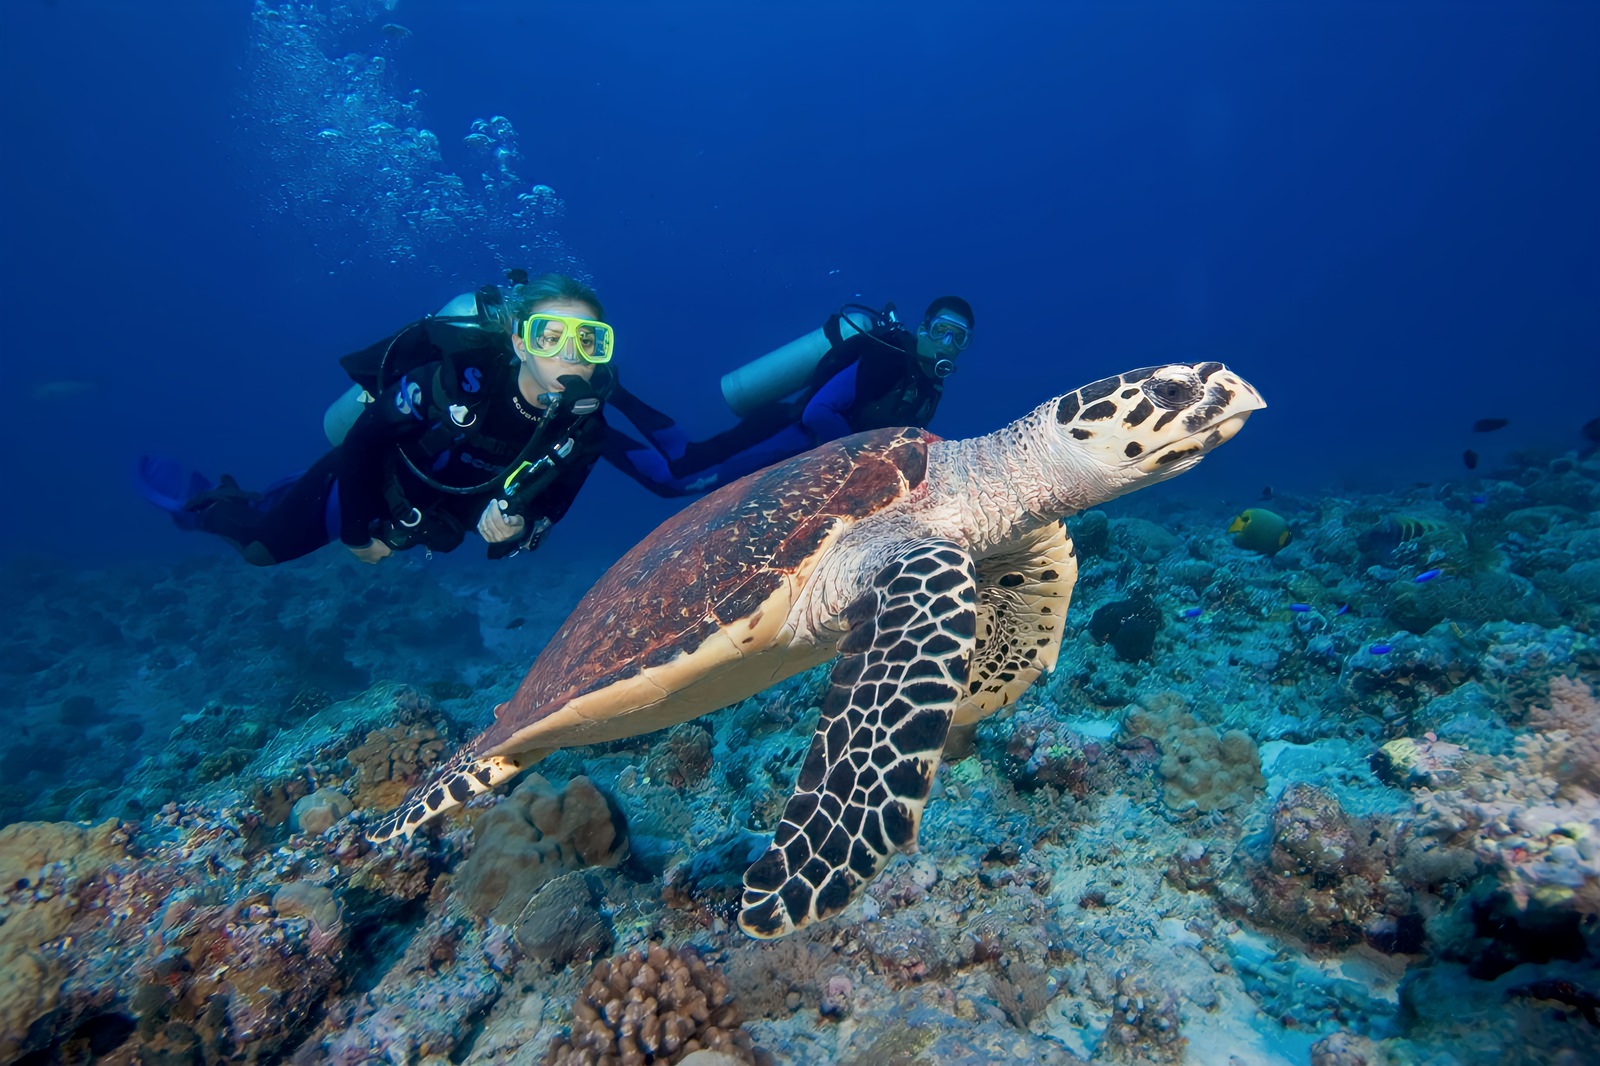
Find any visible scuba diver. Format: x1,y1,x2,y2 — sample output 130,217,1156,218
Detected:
138,272,615,566
605,296,973,497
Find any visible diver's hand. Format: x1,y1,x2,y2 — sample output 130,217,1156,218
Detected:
478,499,526,544
349,539,392,565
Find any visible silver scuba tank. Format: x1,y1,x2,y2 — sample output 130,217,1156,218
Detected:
719,307,877,418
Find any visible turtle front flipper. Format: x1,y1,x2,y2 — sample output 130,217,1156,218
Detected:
366,749,532,843
953,524,1078,727
739,540,977,938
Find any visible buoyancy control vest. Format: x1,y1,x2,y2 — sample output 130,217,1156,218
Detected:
332,286,613,554
807,309,943,431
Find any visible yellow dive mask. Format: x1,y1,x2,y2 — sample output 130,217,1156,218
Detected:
520,314,614,364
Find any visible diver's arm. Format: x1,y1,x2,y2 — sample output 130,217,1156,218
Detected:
799,362,859,442
335,415,395,546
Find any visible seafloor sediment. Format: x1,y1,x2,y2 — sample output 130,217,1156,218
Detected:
3,448,1598,1064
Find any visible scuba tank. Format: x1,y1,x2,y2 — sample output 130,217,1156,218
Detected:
719,305,884,418
322,287,512,446
323,383,370,446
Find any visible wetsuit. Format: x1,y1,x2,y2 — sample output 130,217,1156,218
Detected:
192,319,608,565
605,315,944,498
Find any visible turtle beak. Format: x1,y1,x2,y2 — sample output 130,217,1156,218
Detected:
1208,409,1254,446
1134,370,1265,475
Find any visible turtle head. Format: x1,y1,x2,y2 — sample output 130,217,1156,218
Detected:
1046,362,1265,500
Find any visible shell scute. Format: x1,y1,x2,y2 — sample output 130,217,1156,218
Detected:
475,428,934,751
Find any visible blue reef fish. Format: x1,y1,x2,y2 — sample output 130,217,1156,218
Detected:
1470,494,1488,505
1227,508,1291,555
1290,603,1311,613
1336,603,1350,616
1180,606,1203,618
1414,568,1442,583
1370,644,1393,655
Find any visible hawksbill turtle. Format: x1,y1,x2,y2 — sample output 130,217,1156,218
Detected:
371,361,1264,938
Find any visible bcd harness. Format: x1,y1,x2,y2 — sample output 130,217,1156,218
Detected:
342,285,608,557
818,303,943,431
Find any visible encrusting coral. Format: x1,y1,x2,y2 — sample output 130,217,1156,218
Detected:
454,773,630,924
1238,783,1417,952
1402,675,1600,973
1123,693,1265,814
346,721,449,811
0,819,129,1063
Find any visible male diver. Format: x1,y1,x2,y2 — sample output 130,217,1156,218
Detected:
605,296,973,497
138,273,615,565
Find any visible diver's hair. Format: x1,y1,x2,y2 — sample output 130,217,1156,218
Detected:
507,273,607,323
923,295,974,329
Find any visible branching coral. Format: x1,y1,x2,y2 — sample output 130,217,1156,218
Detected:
545,945,765,1065
1526,675,1600,793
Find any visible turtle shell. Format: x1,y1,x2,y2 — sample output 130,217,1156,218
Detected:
474,427,934,757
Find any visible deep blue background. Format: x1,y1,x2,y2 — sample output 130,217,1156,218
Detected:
2,1,1596,565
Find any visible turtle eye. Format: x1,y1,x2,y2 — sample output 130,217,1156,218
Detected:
1142,374,1203,411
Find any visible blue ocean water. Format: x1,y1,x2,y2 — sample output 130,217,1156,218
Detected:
3,3,1599,1063
3,1,1594,564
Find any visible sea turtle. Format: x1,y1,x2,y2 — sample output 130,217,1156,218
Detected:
371,361,1264,938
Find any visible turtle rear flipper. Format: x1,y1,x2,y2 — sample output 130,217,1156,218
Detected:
366,749,534,843
739,540,977,938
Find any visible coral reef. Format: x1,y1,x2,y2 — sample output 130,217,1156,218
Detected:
1234,783,1417,952
346,721,449,811
454,773,630,924
1399,676,1600,977
545,945,766,1065
2,433,1598,1063
1123,693,1265,813
0,819,128,1062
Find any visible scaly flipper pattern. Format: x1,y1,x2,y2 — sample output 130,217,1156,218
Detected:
366,749,529,842
739,540,977,937
953,524,1079,726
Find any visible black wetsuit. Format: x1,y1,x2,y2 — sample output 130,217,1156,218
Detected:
195,319,608,566
604,314,945,498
